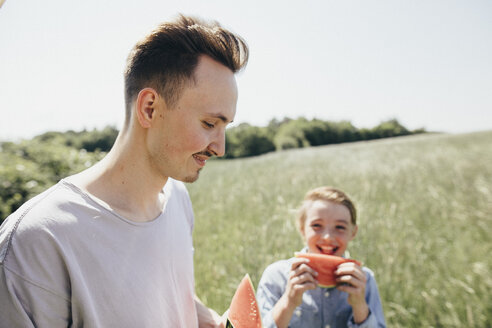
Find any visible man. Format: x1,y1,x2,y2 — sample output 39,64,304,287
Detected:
0,14,248,327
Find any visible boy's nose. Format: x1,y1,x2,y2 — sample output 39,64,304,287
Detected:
322,231,332,240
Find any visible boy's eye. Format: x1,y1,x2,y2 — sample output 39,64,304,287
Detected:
336,225,346,230
311,223,322,229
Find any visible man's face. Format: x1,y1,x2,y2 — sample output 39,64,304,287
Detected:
147,56,238,183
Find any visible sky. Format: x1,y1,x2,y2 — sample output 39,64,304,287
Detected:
1,0,491,142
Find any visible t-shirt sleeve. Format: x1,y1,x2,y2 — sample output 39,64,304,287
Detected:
0,203,72,328
0,266,71,328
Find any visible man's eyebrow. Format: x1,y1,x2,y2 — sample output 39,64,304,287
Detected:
208,113,233,124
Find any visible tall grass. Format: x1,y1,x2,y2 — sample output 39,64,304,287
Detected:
187,131,492,327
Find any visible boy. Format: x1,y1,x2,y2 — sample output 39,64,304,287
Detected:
257,187,386,327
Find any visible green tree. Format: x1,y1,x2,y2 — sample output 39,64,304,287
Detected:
225,123,275,158
273,119,311,150
0,138,104,223
371,119,410,139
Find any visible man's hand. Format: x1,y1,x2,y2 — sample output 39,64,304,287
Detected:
195,295,226,328
335,262,369,323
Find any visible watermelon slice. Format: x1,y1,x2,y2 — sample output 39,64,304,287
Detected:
295,253,361,288
226,274,262,328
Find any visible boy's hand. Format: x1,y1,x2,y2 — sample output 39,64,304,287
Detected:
273,257,318,328
285,257,318,308
335,262,369,323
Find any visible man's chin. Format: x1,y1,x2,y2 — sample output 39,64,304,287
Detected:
181,170,201,183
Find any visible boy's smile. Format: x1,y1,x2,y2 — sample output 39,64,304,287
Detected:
301,200,358,257
317,244,338,255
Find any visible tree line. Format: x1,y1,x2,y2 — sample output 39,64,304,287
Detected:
0,118,424,222
224,117,425,158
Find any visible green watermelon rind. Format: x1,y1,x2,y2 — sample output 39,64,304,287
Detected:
318,283,337,288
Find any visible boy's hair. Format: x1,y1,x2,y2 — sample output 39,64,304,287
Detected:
123,14,249,125
296,186,357,231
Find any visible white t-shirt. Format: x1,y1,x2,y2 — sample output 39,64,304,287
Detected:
0,178,198,327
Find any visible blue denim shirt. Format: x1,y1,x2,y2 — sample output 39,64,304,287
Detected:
256,253,386,328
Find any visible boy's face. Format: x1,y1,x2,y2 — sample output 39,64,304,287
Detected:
301,199,357,257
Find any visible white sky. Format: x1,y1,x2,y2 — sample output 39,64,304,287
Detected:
1,0,491,141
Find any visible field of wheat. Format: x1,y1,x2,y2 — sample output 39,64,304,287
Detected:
187,131,492,327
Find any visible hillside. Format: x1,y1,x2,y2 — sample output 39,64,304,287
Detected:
188,131,492,327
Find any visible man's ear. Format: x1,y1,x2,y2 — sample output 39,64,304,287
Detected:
135,88,159,128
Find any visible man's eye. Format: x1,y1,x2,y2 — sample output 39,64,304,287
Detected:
203,121,214,128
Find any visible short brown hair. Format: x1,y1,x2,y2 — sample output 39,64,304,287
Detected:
123,14,249,124
296,187,357,232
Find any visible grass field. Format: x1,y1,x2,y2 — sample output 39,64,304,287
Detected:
187,130,492,327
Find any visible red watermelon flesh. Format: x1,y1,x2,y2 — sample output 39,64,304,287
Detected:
227,274,263,328
295,253,361,288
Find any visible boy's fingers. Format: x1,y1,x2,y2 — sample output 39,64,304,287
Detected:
289,270,318,286
336,274,356,286
299,263,318,276
296,272,317,284
337,262,361,272
293,281,317,292
336,274,365,290
335,267,363,279
336,265,365,281
290,263,318,280
336,279,366,298
303,262,319,275
291,257,310,270
340,271,366,285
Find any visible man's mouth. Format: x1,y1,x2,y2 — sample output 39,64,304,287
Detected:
317,245,338,255
193,151,213,167
193,154,208,167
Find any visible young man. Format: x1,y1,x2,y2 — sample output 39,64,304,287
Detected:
0,15,248,327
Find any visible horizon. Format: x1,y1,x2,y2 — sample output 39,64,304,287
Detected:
0,116,475,144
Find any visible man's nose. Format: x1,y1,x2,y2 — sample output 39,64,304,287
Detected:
208,130,226,157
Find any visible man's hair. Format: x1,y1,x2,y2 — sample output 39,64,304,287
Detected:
123,14,249,124
296,186,357,232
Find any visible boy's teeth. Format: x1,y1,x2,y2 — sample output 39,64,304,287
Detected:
319,246,338,254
